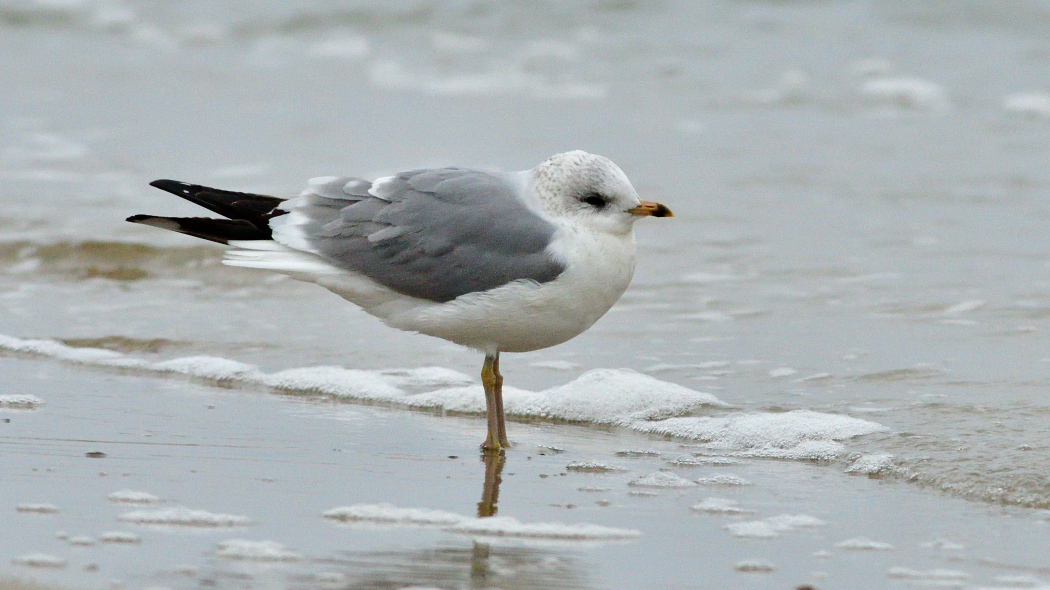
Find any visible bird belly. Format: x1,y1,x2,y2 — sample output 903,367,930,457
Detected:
389,230,637,354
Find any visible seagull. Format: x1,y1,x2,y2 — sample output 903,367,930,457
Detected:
127,150,672,451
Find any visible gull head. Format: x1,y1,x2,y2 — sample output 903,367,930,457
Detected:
528,150,672,234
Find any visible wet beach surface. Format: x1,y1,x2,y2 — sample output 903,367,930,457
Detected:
2,1,1050,588
2,358,1049,590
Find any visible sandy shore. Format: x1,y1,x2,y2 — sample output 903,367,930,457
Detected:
3,353,1049,589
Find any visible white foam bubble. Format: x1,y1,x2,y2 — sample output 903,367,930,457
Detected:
152,356,261,380
696,474,751,486
670,456,742,466
378,367,475,392
108,489,162,504
836,537,895,550
565,461,626,473
0,334,127,364
628,472,696,488
845,453,895,475
307,34,370,61
12,553,66,568
0,394,45,409
634,410,888,460
735,559,775,573
322,504,464,526
725,514,825,538
99,531,141,544
725,520,782,538
118,507,252,528
943,299,986,315
615,449,661,457
888,567,969,582
1004,93,1050,118
796,372,833,382
446,516,640,541
861,77,948,110
263,367,404,401
322,503,638,541
510,369,726,425
921,538,965,551
216,539,302,561
690,498,755,515
990,575,1047,588
16,503,59,514
679,311,734,322
68,536,94,546
405,385,497,414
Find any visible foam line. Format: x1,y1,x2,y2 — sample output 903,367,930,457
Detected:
323,503,640,541
0,333,887,459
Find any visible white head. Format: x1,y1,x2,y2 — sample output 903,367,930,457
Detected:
528,150,672,234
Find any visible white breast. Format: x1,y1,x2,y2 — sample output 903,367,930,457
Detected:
386,225,637,354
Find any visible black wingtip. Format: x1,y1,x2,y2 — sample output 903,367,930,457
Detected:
149,179,194,196
126,214,150,223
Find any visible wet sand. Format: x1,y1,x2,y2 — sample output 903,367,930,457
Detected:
3,355,1050,589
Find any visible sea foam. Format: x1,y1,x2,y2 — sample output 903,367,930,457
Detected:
99,531,141,544
216,539,302,561
322,503,639,541
0,333,724,426
628,472,696,488
861,77,948,109
0,394,45,409
108,489,162,504
634,410,888,460
0,333,887,461
118,507,252,528
12,553,66,568
724,514,826,538
16,503,59,514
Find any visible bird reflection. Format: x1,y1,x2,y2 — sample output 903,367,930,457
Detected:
472,450,506,587
477,450,506,518
208,452,590,590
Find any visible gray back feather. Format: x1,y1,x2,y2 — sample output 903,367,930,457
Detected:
280,168,565,302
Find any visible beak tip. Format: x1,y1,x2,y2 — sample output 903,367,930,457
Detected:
630,201,674,218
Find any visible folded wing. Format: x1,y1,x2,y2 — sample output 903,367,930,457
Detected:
272,169,565,303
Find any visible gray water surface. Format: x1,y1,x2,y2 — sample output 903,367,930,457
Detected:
2,1,1050,588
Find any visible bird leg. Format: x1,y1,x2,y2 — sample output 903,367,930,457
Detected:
492,353,509,447
481,354,501,452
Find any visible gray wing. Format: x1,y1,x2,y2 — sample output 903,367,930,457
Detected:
273,168,565,303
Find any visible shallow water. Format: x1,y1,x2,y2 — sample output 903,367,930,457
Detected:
2,0,1050,588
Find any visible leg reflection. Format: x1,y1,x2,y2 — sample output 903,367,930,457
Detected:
472,450,506,588
477,451,505,518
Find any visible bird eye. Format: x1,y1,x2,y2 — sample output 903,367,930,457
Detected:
581,193,607,208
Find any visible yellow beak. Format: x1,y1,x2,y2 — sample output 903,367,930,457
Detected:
628,201,673,217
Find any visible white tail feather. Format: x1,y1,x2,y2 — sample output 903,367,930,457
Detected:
223,247,344,275
226,240,287,251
